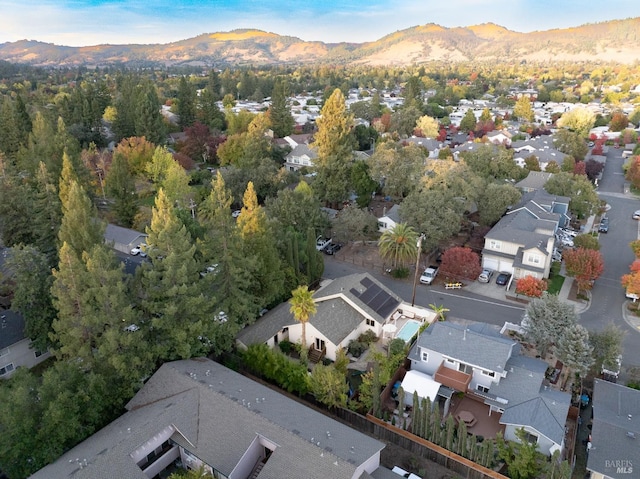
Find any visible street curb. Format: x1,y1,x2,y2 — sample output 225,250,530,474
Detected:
622,300,640,332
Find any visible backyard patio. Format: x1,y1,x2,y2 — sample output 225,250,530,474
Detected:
448,394,505,439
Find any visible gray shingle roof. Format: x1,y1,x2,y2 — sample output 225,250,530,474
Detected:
237,273,401,348
236,302,294,345
515,171,554,191
314,273,402,324
0,310,26,349
409,322,516,373
587,379,640,478
103,223,147,247
379,204,402,224
31,359,384,479
491,356,570,446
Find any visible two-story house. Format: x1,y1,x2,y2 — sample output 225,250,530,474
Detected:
0,310,50,379
279,134,315,171
237,273,405,363
30,359,386,479
406,322,571,456
481,189,570,282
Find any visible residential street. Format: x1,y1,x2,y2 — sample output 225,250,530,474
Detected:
583,146,640,380
325,145,640,382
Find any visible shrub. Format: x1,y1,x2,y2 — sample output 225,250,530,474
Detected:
278,340,294,355
392,267,409,278
358,330,378,345
348,341,367,358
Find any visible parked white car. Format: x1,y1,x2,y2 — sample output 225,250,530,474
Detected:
130,243,146,256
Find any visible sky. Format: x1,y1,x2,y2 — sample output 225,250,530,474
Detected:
3,0,640,47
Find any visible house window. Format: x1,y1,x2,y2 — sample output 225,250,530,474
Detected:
366,318,375,327
0,363,14,376
481,370,496,378
527,254,541,264
282,327,288,333
523,431,538,444
446,358,456,365
477,384,490,393
377,222,385,229
34,350,45,358
421,351,429,362
489,240,501,250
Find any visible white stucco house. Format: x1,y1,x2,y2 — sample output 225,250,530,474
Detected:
377,204,402,233
237,273,404,363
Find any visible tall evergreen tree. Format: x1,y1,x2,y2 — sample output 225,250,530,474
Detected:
177,76,197,129
137,189,210,360
32,162,62,263
135,80,166,145
312,88,356,205
113,74,138,141
6,245,56,351
105,151,138,226
0,98,21,160
237,182,285,307
269,78,294,138
58,180,104,259
199,173,260,331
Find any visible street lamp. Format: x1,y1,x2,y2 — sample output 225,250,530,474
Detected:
411,233,426,307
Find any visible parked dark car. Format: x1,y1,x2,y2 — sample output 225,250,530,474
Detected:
598,217,609,233
324,243,342,255
495,272,512,286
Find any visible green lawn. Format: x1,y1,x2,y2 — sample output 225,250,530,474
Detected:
547,273,565,295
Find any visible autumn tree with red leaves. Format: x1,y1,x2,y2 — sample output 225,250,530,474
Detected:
625,156,640,189
515,276,548,298
564,247,604,293
439,247,482,281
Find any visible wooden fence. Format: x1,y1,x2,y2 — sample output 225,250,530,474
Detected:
333,407,509,479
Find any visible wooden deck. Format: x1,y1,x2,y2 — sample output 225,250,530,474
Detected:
449,395,505,439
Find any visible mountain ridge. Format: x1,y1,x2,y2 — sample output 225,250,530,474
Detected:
1,18,639,66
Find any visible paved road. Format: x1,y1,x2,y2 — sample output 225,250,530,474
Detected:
583,146,640,377
323,258,525,328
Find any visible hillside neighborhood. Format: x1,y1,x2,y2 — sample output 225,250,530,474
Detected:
1,44,640,479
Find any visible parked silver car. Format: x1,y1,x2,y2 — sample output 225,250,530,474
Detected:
478,269,494,283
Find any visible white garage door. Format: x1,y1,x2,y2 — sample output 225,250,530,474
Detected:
498,261,514,274
482,258,499,271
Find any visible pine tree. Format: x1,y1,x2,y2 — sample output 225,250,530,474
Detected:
32,162,62,263
177,76,197,129
135,80,165,145
113,74,138,141
312,88,356,205
269,78,294,138
0,98,21,159
58,179,104,259
198,173,260,338
137,189,210,360
237,182,285,307
6,245,56,351
105,152,138,227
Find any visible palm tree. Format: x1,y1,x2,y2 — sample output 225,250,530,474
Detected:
428,303,450,321
378,223,419,269
289,285,317,359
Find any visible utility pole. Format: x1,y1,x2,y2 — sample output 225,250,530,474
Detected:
411,233,425,307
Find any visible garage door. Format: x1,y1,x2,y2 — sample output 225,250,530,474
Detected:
498,261,514,274
482,258,499,271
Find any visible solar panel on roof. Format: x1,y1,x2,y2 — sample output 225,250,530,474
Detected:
349,277,400,317
360,277,374,288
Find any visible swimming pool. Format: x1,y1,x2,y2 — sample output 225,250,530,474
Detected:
396,319,421,342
